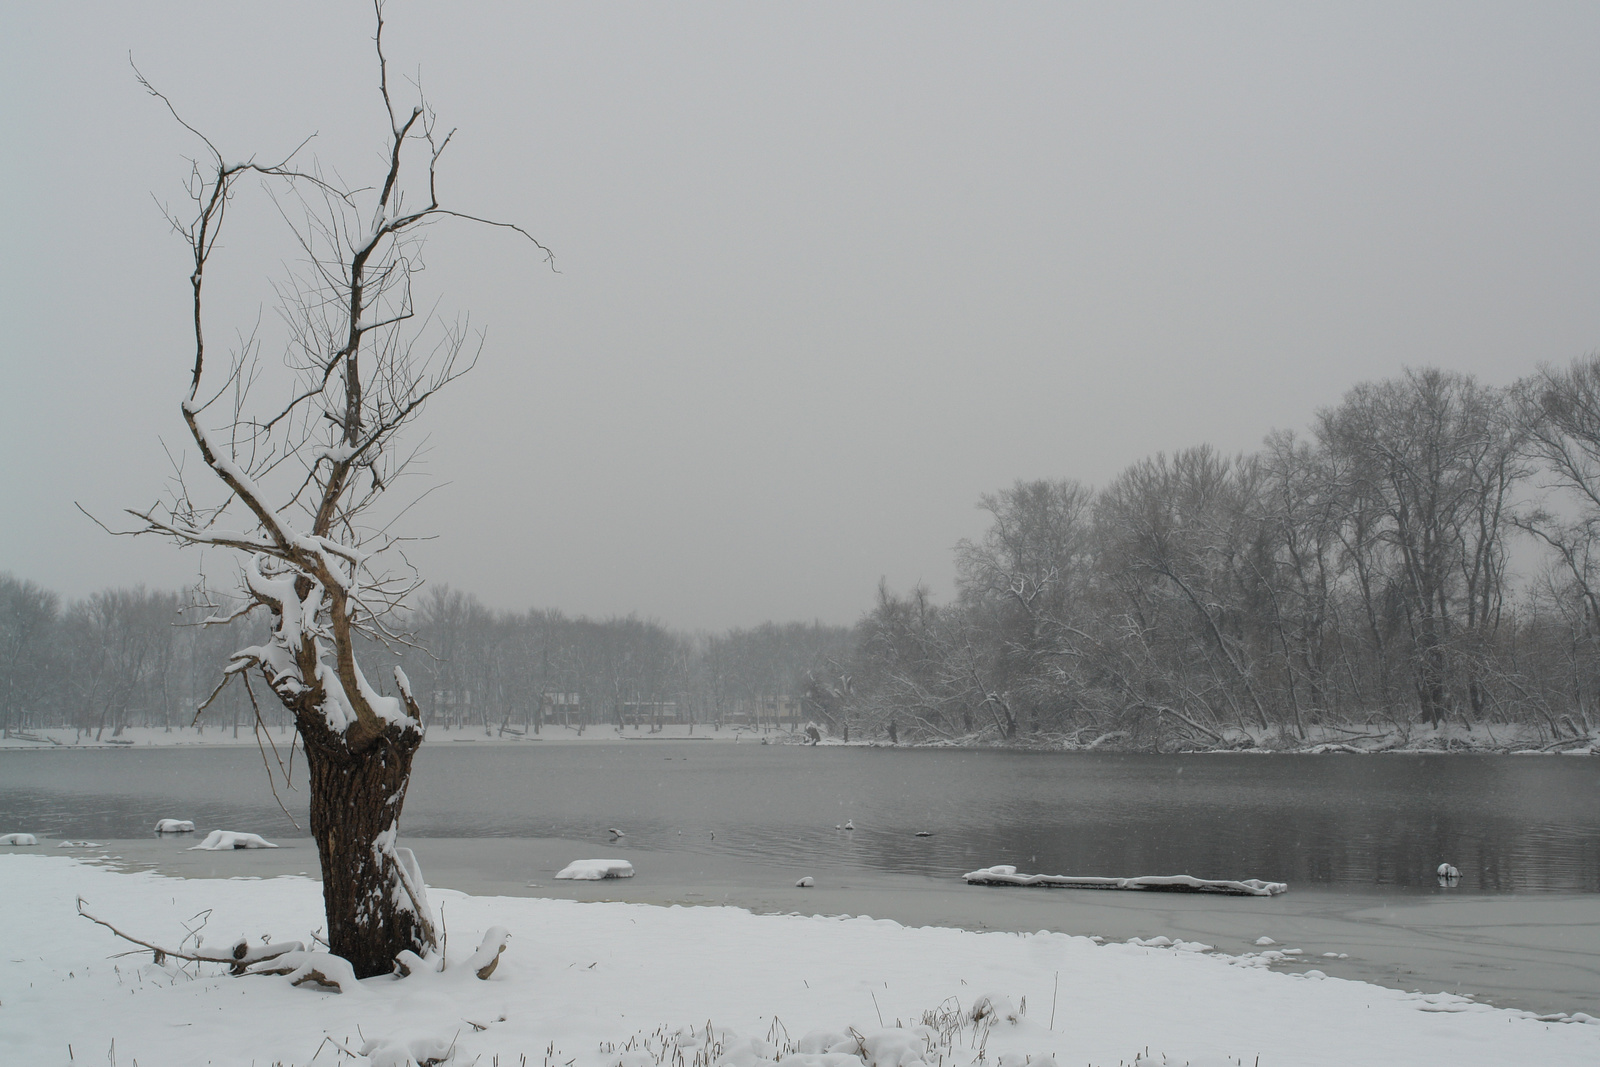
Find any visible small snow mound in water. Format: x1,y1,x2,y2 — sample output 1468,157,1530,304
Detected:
555,859,634,880
154,819,195,833
188,830,277,850
796,876,816,887
1128,936,1213,952
0,833,37,846
1254,936,1277,945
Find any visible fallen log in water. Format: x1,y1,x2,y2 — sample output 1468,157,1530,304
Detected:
963,864,1287,896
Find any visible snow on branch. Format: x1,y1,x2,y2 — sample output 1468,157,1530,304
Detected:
77,899,302,974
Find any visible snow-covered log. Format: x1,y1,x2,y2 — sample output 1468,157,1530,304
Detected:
963,865,1287,896
254,950,364,993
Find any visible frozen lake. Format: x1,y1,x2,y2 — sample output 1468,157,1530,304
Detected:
3,741,1598,1013
2,741,1595,890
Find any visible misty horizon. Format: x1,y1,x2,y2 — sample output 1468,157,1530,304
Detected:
5,3,1600,630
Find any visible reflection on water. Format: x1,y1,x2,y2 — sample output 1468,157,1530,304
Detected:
2,744,1596,891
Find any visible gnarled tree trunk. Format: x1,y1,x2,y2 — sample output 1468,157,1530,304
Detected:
300,718,433,977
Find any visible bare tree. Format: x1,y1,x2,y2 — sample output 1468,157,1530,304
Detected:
123,5,548,977
0,574,61,737
1319,369,1517,727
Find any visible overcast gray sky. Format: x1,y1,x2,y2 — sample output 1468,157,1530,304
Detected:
4,2,1600,631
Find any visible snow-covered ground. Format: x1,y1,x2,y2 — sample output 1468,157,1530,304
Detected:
2,855,1595,1067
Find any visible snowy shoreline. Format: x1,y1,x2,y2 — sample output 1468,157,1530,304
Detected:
1,854,1595,1067
16,836,1600,1020
3,722,1596,754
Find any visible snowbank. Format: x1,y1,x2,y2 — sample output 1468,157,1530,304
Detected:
188,830,278,850
0,855,1595,1067
3,857,1600,1067
555,858,635,880
964,866,1288,896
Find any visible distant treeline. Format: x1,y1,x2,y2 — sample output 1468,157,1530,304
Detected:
840,362,1600,747
6,361,1600,747
0,576,852,738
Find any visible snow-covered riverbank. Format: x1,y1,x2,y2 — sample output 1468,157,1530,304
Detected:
2,855,1595,1067
0,724,756,750
5,720,1594,754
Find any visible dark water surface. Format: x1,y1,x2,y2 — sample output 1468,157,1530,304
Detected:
2,743,1596,892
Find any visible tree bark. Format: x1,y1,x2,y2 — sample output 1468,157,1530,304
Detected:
300,718,431,978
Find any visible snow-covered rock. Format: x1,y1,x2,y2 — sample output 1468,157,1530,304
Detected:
796,876,816,887
188,830,278,850
555,859,634,880
155,819,196,833
0,833,37,846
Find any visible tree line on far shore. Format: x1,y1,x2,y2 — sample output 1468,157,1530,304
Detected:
7,360,1600,749
838,361,1600,748
0,575,850,739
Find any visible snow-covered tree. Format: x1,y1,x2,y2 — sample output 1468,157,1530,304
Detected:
126,5,548,977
